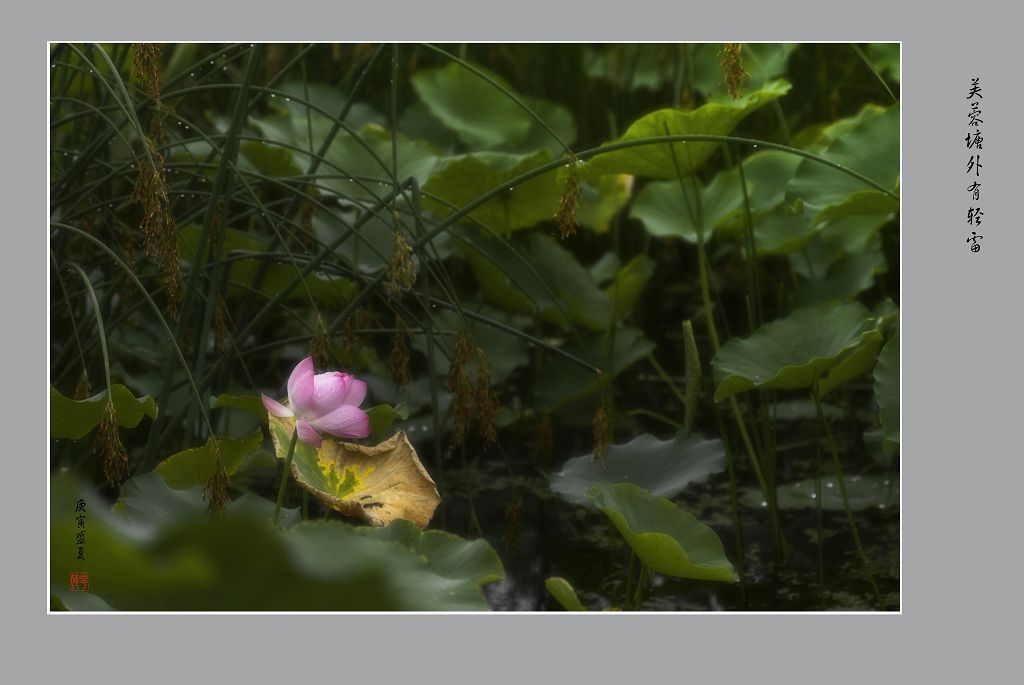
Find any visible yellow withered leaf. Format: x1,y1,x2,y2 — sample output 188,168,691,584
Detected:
268,415,441,528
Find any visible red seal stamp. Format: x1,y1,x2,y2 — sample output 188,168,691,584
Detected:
69,572,90,592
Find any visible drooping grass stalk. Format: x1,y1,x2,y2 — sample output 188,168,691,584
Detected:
50,252,90,387
52,225,228,482
273,427,299,525
850,43,898,105
626,409,683,431
812,382,883,608
142,45,263,468
237,45,384,325
63,264,112,398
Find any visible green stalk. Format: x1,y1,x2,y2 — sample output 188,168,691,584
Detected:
812,382,883,608
273,428,299,525
64,264,112,397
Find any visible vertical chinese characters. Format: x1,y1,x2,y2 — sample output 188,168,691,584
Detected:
966,77,984,252
71,498,88,592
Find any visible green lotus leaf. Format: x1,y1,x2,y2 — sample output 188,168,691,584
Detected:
50,384,158,440
578,174,634,233
818,329,884,396
787,105,899,224
423,150,561,234
606,254,655,319
51,472,497,611
154,430,263,490
268,413,441,528
712,302,878,402
366,402,409,435
546,577,587,611
551,432,725,508
178,224,356,305
875,330,900,442
412,62,533,149
209,393,266,421
632,150,803,243
582,79,791,179
587,482,737,583
358,518,505,589
455,227,612,330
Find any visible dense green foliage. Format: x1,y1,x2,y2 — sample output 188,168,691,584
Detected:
50,43,899,611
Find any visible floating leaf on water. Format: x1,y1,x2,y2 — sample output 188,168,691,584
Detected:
587,482,738,583
551,432,725,509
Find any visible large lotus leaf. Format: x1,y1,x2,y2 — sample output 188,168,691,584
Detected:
749,202,818,256
268,414,440,528
875,330,900,442
358,518,505,589
249,82,383,156
178,224,356,305
455,227,612,330
582,79,791,179
534,327,655,410
551,432,725,508
792,247,887,307
578,174,634,233
631,150,802,242
251,102,438,202
423,150,561,234
584,44,676,91
605,254,655,318
319,124,439,201
712,302,878,402
365,402,410,436
239,139,303,177
412,62,533,149
209,393,266,421
310,195,438,276
691,43,798,97
114,472,301,532
284,520,502,610
587,482,737,583
154,430,263,490
817,329,884,396
787,105,899,224
546,577,587,611
742,475,899,511
51,472,497,610
50,384,158,440
513,96,578,156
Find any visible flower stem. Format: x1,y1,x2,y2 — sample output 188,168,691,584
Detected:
273,427,299,525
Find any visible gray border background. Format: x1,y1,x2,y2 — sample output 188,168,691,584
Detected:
16,0,1021,681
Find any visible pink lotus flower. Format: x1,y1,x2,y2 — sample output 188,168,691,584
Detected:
261,357,371,447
